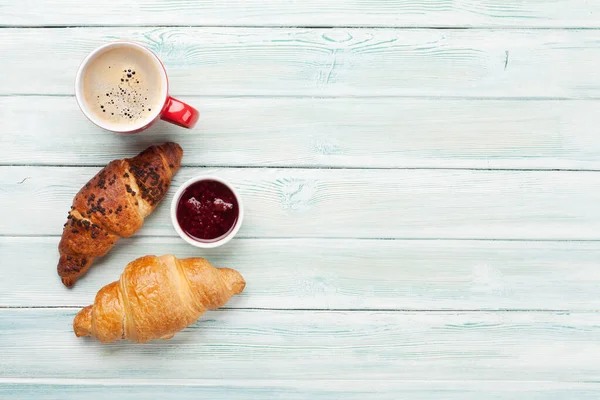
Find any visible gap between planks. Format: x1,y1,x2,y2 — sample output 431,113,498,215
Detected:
5,234,600,242
2,378,599,385
4,25,600,30
0,306,589,312
4,165,600,172
3,94,600,100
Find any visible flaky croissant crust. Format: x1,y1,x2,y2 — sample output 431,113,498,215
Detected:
74,255,246,343
58,142,183,287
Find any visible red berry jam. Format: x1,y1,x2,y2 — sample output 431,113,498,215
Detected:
176,180,239,242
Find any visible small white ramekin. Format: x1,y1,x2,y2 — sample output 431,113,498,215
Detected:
170,175,244,248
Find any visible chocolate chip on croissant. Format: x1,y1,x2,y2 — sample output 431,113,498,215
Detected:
57,142,183,287
73,255,245,343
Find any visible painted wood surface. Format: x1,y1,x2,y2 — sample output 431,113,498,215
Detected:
3,0,600,396
4,96,600,170
3,380,600,400
3,166,600,240
3,236,600,310
2,0,600,28
1,309,599,381
3,28,600,98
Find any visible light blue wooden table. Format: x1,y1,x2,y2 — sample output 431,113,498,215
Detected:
2,1,600,398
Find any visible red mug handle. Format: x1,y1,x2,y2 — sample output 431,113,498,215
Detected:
160,96,199,129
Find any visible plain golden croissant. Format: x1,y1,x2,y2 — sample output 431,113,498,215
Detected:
57,142,183,287
74,255,245,343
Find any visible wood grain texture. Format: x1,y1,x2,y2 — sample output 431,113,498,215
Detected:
4,96,600,170
2,380,600,400
3,236,600,310
3,0,597,396
3,28,600,98
2,166,600,240
2,309,599,381
2,0,600,28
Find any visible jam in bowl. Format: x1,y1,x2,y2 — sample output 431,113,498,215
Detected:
170,175,244,248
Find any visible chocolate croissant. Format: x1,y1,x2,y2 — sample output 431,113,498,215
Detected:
57,142,183,287
73,255,245,343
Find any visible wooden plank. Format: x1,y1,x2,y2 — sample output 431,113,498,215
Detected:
4,96,600,170
2,28,600,98
2,167,600,240
2,379,600,400
2,0,600,28
3,236,600,310
1,309,599,381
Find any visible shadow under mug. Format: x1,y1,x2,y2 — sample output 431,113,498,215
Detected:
75,41,199,134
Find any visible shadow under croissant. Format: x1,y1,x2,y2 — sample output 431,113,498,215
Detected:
120,130,182,160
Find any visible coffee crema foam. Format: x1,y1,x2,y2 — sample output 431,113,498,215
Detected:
82,46,164,129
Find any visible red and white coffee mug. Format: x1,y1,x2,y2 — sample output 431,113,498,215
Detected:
75,41,199,134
